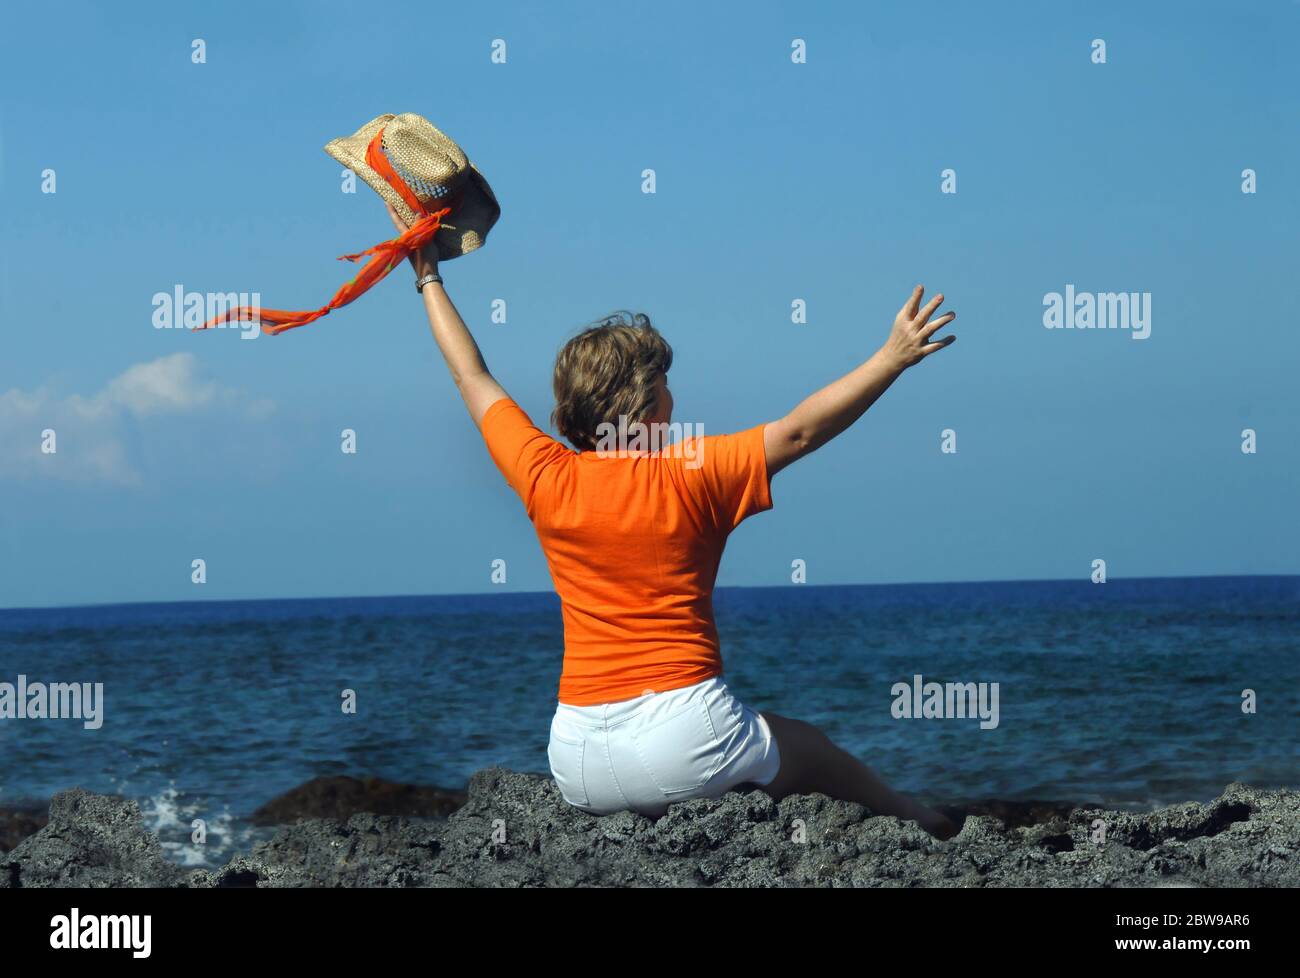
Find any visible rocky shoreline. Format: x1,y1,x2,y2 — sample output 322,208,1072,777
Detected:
2,771,1295,887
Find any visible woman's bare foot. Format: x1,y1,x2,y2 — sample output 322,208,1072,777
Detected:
917,808,962,841
915,806,967,842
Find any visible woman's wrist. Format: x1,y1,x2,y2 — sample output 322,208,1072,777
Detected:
873,344,910,376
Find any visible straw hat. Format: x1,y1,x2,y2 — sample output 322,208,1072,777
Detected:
324,112,500,261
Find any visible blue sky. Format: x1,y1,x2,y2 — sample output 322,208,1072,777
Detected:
2,0,1297,609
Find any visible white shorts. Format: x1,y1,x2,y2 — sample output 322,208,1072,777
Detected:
547,675,781,817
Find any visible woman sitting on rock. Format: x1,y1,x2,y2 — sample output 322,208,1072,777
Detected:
387,202,960,840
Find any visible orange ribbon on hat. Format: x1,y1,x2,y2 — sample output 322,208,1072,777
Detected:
196,127,451,336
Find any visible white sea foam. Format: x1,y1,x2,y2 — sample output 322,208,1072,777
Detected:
138,784,265,868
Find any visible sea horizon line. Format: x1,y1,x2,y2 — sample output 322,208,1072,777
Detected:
2,572,1296,616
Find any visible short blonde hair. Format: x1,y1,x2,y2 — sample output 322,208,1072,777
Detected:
551,311,673,451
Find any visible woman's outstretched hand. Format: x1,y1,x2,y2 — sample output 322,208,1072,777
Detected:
881,285,956,370
763,285,958,477
385,202,439,280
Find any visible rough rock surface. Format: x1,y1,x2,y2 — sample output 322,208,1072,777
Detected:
1,790,189,888
2,770,1294,888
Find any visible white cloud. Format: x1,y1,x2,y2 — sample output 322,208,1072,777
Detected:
0,353,274,485
103,353,220,416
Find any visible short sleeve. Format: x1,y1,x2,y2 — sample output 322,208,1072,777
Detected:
480,397,571,513
689,423,773,532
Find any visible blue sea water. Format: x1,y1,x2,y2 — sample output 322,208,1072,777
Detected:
1,576,1297,867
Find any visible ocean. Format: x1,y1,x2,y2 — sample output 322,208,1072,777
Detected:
1,576,1296,867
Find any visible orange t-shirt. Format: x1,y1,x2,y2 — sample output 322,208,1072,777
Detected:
480,397,773,706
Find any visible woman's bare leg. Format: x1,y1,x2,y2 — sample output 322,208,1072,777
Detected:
759,712,960,840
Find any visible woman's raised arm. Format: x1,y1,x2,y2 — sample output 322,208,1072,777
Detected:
762,285,957,477
387,203,508,428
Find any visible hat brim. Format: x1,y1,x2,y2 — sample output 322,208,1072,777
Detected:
324,118,500,261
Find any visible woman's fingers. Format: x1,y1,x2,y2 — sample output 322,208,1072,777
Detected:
893,286,956,362
914,293,945,327
385,202,409,233
920,334,956,357
902,284,924,320
922,311,956,338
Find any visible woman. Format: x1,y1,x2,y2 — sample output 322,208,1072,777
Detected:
388,205,961,840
